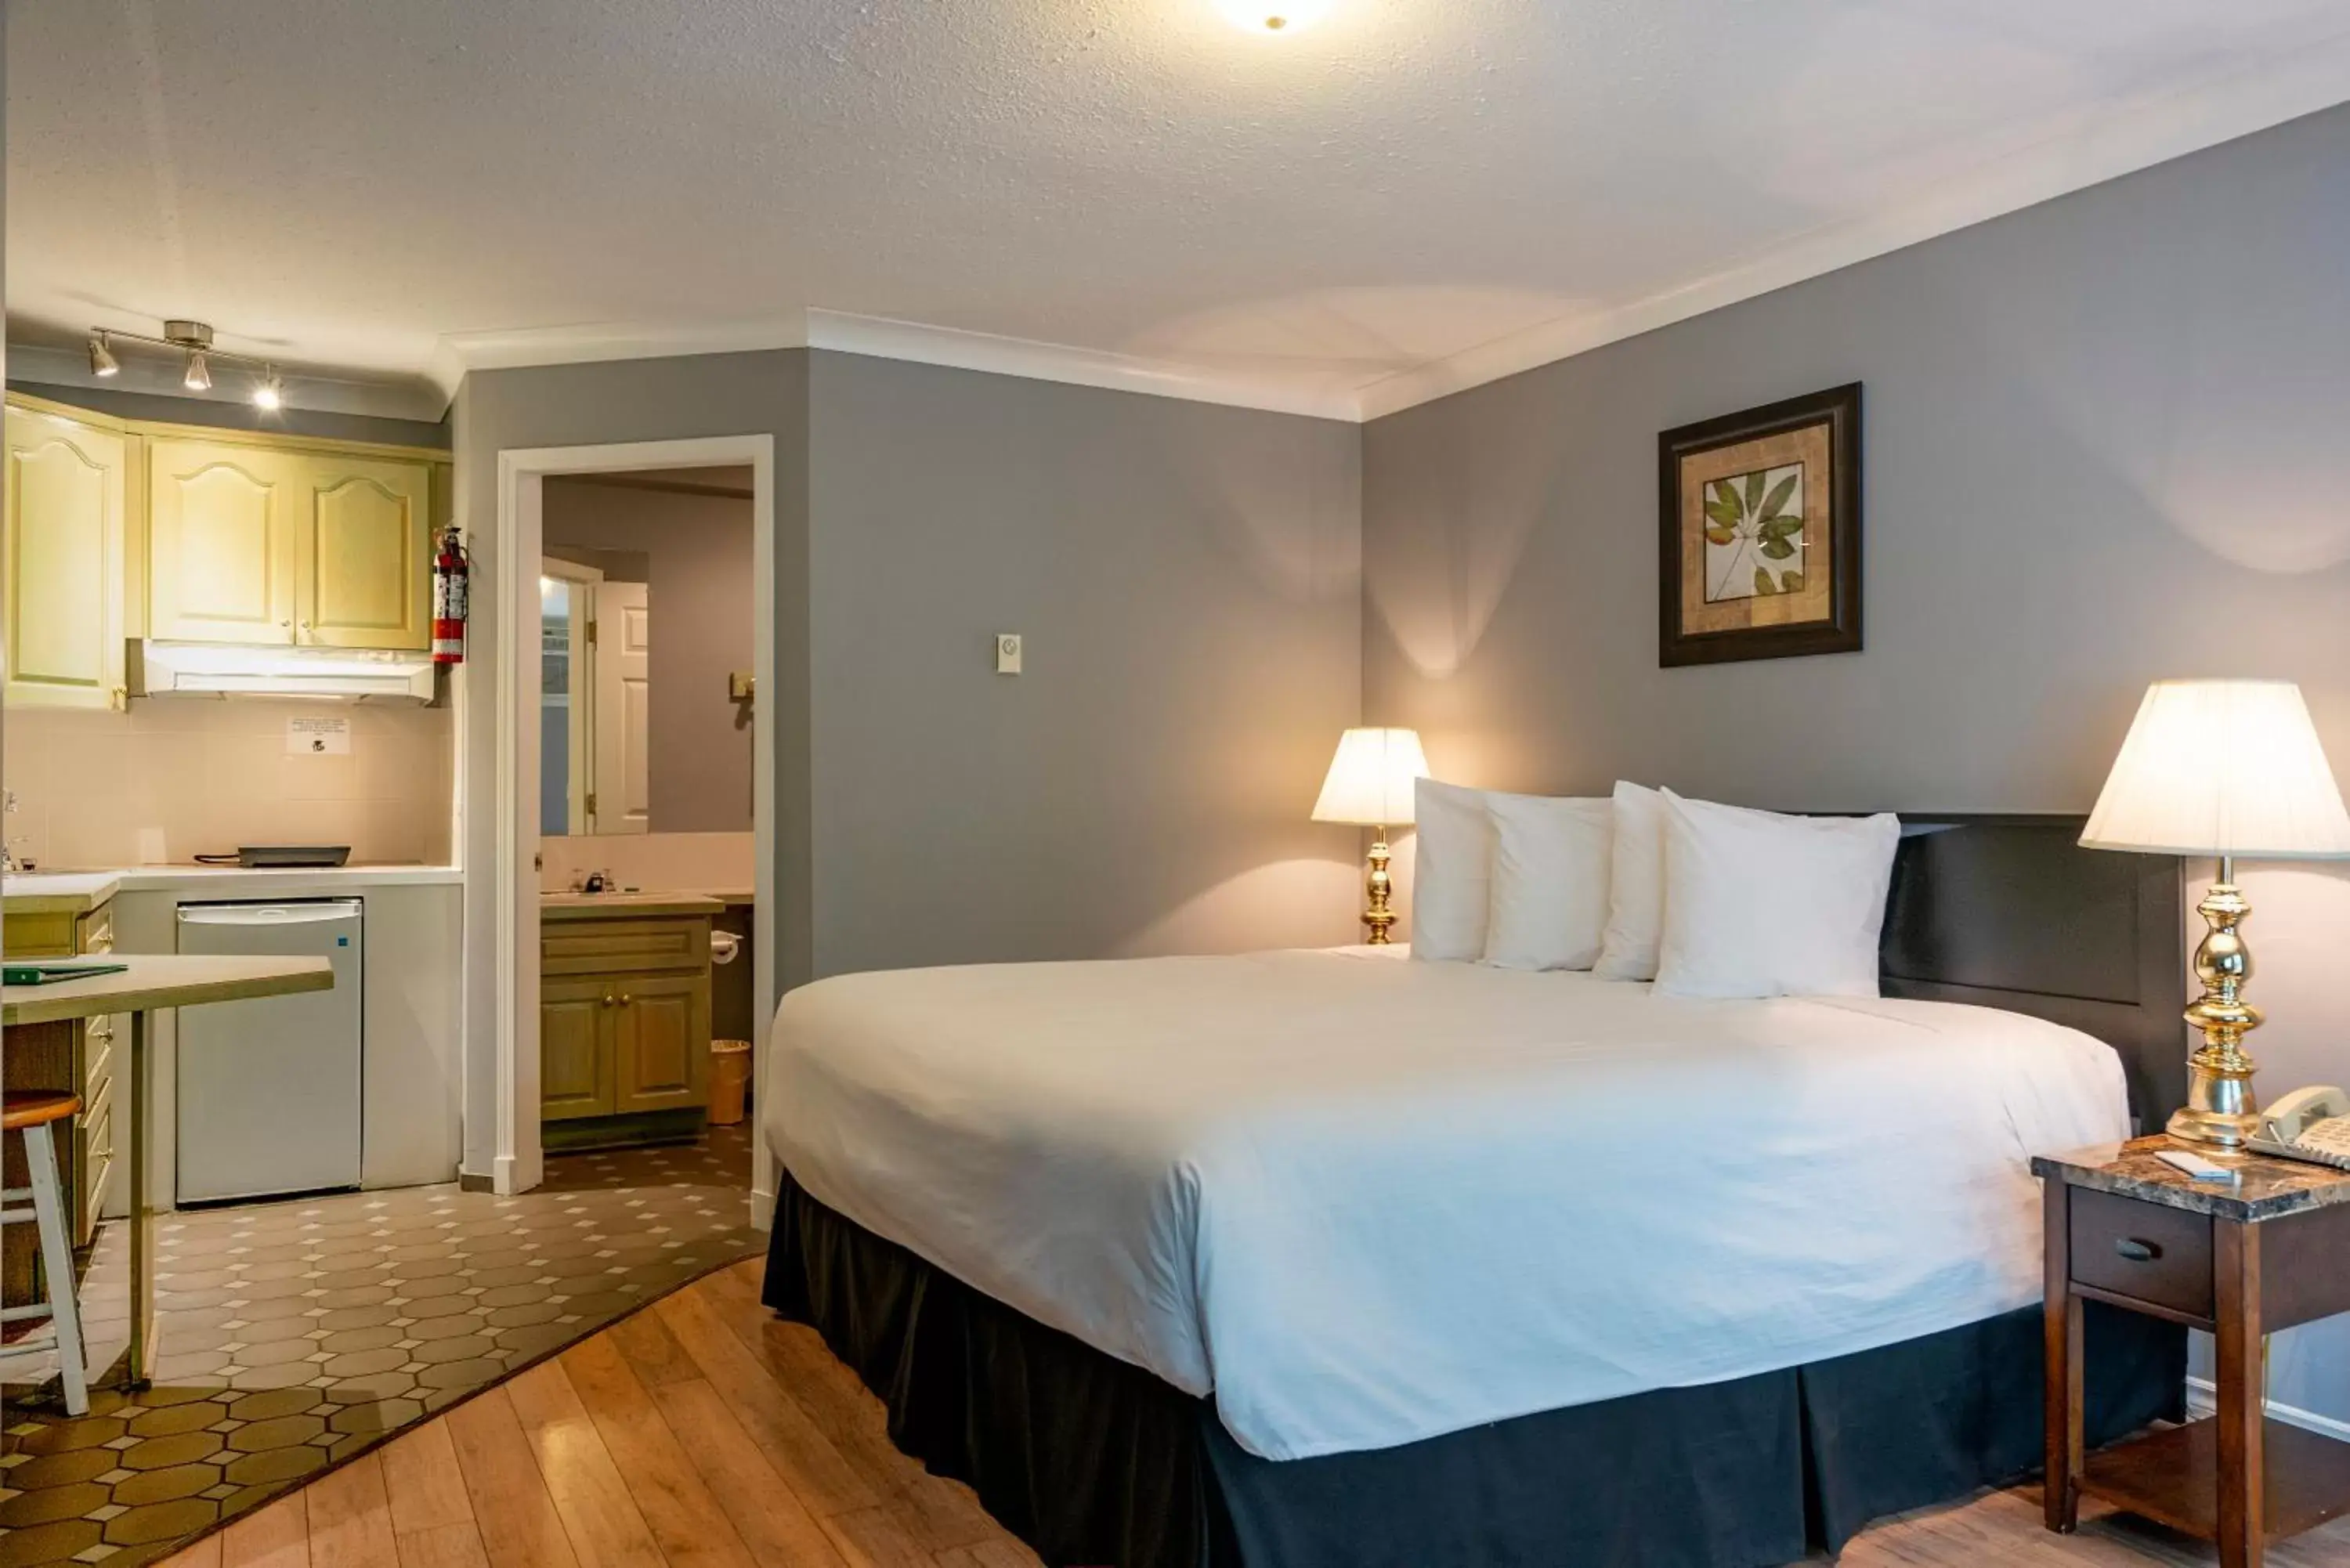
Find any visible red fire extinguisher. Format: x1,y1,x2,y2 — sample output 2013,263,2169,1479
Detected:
432,525,470,666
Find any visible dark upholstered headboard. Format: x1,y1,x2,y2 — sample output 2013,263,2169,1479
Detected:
1875,815,2187,1133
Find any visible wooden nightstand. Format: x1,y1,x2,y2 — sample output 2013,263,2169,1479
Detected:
2035,1136,2350,1567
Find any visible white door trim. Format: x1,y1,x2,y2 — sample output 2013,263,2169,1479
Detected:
493,435,777,1209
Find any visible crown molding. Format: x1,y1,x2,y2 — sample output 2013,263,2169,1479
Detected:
431,307,1359,421
801,309,1361,421
1355,31,2350,421
427,314,815,399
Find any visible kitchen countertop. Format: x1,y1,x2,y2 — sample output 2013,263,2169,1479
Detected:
540,891,725,919
5,864,465,911
0,872,123,916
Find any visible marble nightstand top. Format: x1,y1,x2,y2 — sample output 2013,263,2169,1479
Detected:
2033,1133,2350,1223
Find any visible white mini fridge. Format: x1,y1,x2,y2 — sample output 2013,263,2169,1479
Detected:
176,899,364,1202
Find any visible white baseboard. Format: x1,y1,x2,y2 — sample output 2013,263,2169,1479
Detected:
490,1151,541,1196
2182,1375,2350,1442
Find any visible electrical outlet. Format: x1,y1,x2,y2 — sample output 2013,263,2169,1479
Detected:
995,633,1023,674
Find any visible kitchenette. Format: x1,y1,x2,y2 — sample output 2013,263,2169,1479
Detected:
2,390,465,1306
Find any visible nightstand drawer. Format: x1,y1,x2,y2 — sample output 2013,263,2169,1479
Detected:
2070,1187,2214,1321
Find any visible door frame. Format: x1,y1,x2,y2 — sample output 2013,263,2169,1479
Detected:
492,435,776,1208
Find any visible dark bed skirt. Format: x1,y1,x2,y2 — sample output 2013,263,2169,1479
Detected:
761,1173,2184,1568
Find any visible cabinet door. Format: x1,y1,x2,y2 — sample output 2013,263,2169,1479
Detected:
4,406,127,708
148,439,295,644
540,977,616,1122
291,455,432,650
612,972,710,1116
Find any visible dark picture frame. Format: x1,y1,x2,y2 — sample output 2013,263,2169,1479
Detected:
1658,383,1862,667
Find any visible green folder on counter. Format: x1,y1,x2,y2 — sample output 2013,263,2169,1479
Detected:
2,959,130,986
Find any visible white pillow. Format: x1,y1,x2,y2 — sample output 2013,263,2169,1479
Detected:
1408,778,1495,963
1483,793,1614,970
1652,792,1900,1000
1593,782,1668,981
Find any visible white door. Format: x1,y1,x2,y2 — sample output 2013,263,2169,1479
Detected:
593,581,652,835
540,557,600,836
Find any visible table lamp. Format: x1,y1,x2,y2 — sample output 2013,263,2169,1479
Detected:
1313,728,1430,945
2081,680,2350,1148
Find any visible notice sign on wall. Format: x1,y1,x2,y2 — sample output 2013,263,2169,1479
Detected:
287,715,352,755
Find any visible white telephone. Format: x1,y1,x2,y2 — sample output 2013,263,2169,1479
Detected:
2249,1086,2350,1170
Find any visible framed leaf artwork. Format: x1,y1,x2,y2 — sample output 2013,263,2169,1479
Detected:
1658,384,1862,667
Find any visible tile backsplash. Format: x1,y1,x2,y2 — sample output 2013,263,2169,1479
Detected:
3,699,455,869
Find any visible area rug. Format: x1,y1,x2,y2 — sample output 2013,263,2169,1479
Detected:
0,1125,764,1568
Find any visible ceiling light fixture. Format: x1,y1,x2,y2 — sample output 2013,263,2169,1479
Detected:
1215,0,1333,31
82,317,291,409
168,320,216,392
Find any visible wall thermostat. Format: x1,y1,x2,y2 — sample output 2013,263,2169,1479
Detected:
995,633,1023,674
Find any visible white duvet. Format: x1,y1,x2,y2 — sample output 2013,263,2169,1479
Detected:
765,949,2127,1462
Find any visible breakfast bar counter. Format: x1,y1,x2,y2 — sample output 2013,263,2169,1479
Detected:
3,955,334,1389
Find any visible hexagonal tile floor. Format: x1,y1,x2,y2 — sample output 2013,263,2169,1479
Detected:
0,1123,761,1568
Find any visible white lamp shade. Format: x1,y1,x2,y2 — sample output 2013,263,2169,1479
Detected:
2081,680,2350,858
1312,728,1430,827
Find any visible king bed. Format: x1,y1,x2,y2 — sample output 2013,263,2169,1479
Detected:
758,816,2190,1567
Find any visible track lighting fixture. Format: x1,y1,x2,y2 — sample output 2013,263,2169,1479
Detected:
82,318,290,410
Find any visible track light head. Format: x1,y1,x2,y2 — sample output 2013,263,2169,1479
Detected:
253,368,285,411
89,332,122,378
183,349,213,393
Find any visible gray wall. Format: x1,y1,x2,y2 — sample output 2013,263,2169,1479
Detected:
454,347,1362,1176
806,349,1364,977
6,379,450,449
1364,103,2350,1421
450,350,811,1180
544,477,755,833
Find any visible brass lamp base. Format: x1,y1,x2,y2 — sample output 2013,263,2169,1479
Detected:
2168,1064,2260,1149
1360,830,1397,945
2167,869,2265,1151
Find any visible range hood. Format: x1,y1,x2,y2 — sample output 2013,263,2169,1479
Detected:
128,640,436,703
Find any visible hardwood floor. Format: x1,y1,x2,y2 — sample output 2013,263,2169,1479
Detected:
155,1259,2350,1568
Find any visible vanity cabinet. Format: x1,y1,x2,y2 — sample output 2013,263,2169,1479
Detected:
2,404,128,710
146,438,433,652
539,902,715,1148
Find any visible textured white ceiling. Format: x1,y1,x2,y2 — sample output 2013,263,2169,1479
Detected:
10,0,2350,419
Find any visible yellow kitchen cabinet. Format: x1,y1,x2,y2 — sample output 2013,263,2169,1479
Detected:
292,455,432,649
148,439,434,651
147,437,296,644
2,896,122,1253
2,404,128,709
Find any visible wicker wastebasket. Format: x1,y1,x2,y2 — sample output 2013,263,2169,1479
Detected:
708,1038,752,1125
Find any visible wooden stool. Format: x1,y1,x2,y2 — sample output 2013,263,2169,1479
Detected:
2,1090,91,1414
